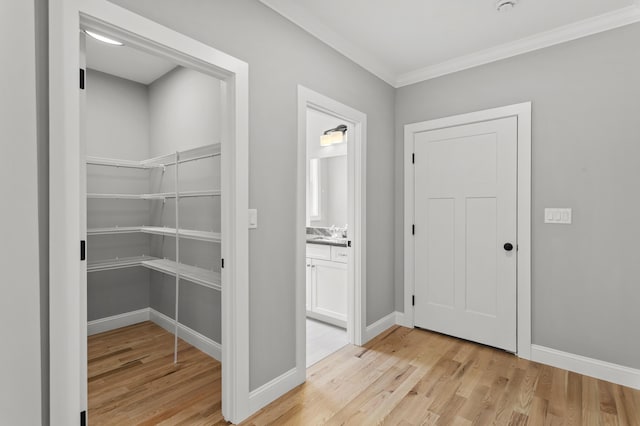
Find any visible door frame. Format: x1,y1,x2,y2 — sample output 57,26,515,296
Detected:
49,0,250,423
403,102,532,359
296,86,367,381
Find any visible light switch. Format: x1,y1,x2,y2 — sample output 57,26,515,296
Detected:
248,209,258,229
544,208,572,224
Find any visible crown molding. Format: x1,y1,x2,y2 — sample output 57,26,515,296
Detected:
258,0,397,86
260,1,640,88
396,4,640,87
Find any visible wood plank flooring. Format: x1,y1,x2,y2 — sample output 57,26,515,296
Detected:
88,321,225,425
243,326,640,426
89,323,640,425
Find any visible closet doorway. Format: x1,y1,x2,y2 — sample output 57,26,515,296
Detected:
84,33,227,423
49,2,249,424
296,86,367,378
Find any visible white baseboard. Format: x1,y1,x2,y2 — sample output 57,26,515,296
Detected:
395,311,413,328
248,367,302,414
88,308,222,362
531,345,640,390
87,308,150,336
364,311,398,343
149,308,222,362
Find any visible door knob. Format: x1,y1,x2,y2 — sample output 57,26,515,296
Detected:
504,243,514,251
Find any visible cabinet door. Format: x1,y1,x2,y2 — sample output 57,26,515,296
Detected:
306,258,312,311
311,259,347,324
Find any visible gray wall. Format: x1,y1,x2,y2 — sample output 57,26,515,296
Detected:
395,23,640,369
110,0,396,390
0,0,44,424
86,70,152,319
148,66,222,342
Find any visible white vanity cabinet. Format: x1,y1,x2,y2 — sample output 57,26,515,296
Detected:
306,244,348,328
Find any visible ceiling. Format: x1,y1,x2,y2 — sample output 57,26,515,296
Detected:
260,0,640,87
85,33,176,85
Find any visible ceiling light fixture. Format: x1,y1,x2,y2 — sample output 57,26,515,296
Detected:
496,0,518,12
84,30,124,46
320,124,347,146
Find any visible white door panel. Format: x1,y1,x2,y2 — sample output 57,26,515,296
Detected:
414,117,517,352
312,259,348,322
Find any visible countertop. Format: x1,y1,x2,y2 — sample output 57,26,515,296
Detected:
305,236,348,247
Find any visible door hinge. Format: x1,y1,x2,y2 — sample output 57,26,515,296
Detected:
80,410,86,426
347,240,352,247
221,258,224,268
412,153,415,164
412,224,415,235
412,295,415,306
79,68,85,90
80,240,86,261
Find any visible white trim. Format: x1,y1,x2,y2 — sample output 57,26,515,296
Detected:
50,0,250,423
297,86,367,385
258,0,396,86
394,311,412,328
396,5,640,87
149,309,222,362
87,308,150,336
248,368,301,414
364,312,396,343
259,1,640,88
403,102,532,359
531,345,640,391
86,308,222,361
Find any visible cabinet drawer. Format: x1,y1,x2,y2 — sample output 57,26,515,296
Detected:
306,243,331,260
331,246,349,263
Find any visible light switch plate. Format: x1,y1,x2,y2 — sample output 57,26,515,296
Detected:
248,209,257,229
544,208,572,224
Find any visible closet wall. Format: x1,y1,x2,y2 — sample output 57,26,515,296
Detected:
147,67,222,343
87,70,151,321
86,66,223,345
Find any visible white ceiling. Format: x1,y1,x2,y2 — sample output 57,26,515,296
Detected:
85,34,176,85
260,0,640,87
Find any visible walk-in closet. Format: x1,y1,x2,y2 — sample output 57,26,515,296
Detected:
83,32,224,423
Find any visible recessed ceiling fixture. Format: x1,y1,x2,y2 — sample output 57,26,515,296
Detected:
320,124,347,146
84,30,124,46
496,0,518,12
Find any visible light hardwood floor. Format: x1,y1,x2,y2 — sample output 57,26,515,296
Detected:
244,326,640,425
88,321,225,425
89,322,640,425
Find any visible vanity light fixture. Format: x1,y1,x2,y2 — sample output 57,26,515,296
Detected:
84,30,124,46
320,124,347,146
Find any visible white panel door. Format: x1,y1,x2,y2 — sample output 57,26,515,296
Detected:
414,116,517,352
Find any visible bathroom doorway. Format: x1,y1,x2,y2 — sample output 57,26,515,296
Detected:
296,86,367,376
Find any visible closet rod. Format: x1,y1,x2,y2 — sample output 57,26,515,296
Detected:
86,156,159,169
161,152,220,167
142,143,221,168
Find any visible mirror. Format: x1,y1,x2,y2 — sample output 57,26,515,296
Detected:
307,154,347,228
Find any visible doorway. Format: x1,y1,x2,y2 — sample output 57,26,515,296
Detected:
404,103,532,358
82,29,226,423
49,1,249,423
296,87,367,377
